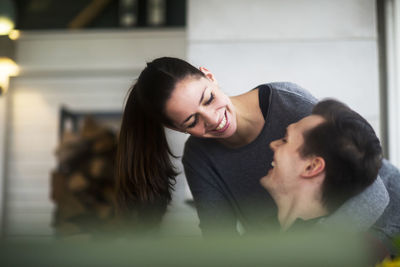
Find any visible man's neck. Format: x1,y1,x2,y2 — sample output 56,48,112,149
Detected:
275,189,329,231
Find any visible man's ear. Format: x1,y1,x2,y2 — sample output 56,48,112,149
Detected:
301,157,325,178
199,67,218,84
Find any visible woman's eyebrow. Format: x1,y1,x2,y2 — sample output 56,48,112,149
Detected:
198,86,207,104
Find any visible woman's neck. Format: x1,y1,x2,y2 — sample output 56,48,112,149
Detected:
218,89,265,148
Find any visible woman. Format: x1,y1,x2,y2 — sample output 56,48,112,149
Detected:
116,57,316,235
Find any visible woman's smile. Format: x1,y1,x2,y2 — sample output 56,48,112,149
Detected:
213,111,230,133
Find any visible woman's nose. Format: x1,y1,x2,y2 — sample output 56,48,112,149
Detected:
202,109,219,129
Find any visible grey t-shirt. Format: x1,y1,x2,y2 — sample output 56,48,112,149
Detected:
182,82,317,236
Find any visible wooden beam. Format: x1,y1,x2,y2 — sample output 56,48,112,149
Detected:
68,0,113,29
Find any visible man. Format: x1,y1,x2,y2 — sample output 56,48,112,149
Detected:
260,99,400,240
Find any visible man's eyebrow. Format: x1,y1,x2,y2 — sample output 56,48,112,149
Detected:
180,86,207,126
285,126,291,138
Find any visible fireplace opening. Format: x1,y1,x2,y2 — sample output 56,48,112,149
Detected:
51,107,122,239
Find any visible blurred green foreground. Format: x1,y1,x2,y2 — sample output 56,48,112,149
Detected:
0,230,392,267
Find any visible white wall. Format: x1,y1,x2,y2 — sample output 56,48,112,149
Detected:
3,30,200,239
0,0,386,239
6,75,131,238
187,0,381,136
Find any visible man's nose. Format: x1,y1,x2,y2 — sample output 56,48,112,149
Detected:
270,139,279,151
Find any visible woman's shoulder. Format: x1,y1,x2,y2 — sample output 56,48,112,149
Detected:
183,135,218,160
257,82,317,124
259,82,317,104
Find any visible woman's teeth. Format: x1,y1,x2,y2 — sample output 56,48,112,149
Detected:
215,114,227,131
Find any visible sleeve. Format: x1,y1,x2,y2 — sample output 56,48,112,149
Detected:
319,176,389,231
320,160,397,232
373,159,400,238
182,140,239,237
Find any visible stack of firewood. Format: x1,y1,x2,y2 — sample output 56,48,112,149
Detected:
51,117,120,239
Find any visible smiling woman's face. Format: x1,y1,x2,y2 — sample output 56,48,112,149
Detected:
165,73,237,139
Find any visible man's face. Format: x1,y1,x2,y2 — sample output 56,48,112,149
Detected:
260,115,325,197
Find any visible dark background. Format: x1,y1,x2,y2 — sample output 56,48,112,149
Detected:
14,0,186,29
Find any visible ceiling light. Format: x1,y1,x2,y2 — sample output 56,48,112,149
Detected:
8,29,20,40
0,0,16,35
0,57,19,95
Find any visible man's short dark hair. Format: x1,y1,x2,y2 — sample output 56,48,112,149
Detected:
299,99,382,211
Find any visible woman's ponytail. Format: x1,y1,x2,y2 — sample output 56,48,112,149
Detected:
115,84,177,229
115,57,204,231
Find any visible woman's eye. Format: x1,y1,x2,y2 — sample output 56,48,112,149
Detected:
204,93,214,106
281,138,287,143
187,116,198,129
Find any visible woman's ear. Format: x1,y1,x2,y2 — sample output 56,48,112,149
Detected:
301,157,325,178
199,67,218,84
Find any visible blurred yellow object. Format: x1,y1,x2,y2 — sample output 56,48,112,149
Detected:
376,257,400,267
0,17,14,35
0,57,19,76
0,57,19,94
8,29,20,40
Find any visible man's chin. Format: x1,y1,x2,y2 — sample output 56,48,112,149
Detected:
259,174,271,189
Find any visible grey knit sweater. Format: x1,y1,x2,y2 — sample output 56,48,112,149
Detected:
183,82,317,236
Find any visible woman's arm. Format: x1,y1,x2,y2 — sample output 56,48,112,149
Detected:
183,144,239,237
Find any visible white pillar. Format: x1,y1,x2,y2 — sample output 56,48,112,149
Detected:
0,93,8,237
385,0,400,167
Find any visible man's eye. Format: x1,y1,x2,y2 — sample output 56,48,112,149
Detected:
281,138,287,143
204,92,214,106
187,116,198,129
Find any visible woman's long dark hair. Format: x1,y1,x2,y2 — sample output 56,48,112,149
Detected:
115,57,204,229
